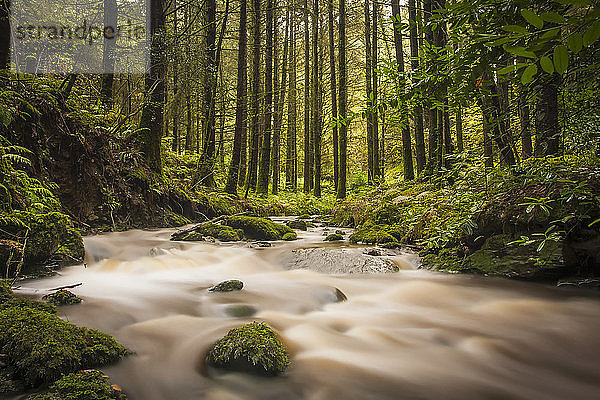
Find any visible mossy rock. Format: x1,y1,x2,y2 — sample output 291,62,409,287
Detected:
27,370,127,400
380,241,401,249
0,305,130,386
224,304,257,318
174,232,204,242
223,216,294,241
0,281,13,303
166,212,192,227
205,322,290,376
325,233,344,241
286,220,307,231
0,282,56,313
349,226,396,245
171,222,241,242
45,290,82,306
209,280,244,292
298,214,311,220
282,232,297,241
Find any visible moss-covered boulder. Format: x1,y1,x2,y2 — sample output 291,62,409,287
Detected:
209,280,244,292
223,216,294,241
171,222,241,242
286,220,307,231
0,282,56,313
224,304,257,318
0,305,129,386
27,370,127,400
282,232,297,241
45,290,82,306
325,233,344,241
205,322,290,376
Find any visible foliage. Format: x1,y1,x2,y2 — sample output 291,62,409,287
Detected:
45,290,83,306
28,370,127,400
205,322,290,376
223,216,295,241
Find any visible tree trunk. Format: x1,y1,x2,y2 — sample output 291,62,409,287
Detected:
423,0,438,173
287,3,297,191
101,0,117,107
273,4,289,195
139,0,166,173
328,0,339,191
303,0,312,193
391,0,414,181
364,0,374,183
408,0,425,173
246,0,262,193
480,75,516,166
257,0,274,195
171,0,179,153
225,0,248,195
482,106,494,168
337,0,347,199
372,0,380,181
313,1,322,197
534,74,560,157
0,0,9,69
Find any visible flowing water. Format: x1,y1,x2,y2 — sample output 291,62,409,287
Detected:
15,221,600,400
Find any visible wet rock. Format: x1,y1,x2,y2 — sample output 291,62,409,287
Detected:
208,280,244,292
223,216,294,241
224,304,257,317
282,232,297,241
557,279,600,290
364,248,381,256
335,230,344,235
286,220,307,231
205,322,290,376
283,248,400,274
334,288,347,302
325,233,344,241
253,241,272,248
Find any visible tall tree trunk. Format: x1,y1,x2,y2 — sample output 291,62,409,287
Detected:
171,0,179,153
391,0,414,181
139,0,166,173
482,106,494,167
534,74,560,157
337,0,347,199
372,0,380,180
101,0,117,107
303,0,312,193
287,3,297,191
0,0,9,69
423,0,438,173
273,5,289,195
225,0,248,195
313,1,322,197
519,89,532,159
364,0,374,183
197,0,220,187
328,0,339,191
408,0,426,173
246,0,262,193
456,105,464,152
257,0,274,195
480,74,516,166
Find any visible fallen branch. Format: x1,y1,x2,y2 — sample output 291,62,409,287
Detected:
49,282,83,291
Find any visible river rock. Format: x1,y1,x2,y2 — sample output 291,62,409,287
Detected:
205,322,290,376
286,220,307,231
224,304,257,317
208,280,244,292
283,248,399,274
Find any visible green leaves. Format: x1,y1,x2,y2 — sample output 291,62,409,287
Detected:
503,44,536,59
567,33,583,53
502,25,528,34
521,9,544,29
521,64,538,84
540,56,554,74
540,11,566,24
583,20,600,47
553,45,569,74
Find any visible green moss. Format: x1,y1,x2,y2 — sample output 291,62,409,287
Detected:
282,232,297,241
205,322,290,376
45,290,82,306
0,306,129,386
28,370,127,400
298,214,311,220
286,220,307,230
325,233,344,241
2,297,57,313
349,223,397,245
223,216,294,241
171,222,240,242
166,212,191,227
177,232,204,241
0,281,13,302
224,305,257,318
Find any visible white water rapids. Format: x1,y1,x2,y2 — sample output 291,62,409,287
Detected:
14,222,600,400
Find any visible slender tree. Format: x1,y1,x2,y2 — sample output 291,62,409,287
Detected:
0,0,8,69
287,3,298,191
391,0,414,181
101,0,117,107
372,0,380,180
328,0,339,190
225,0,248,195
273,5,289,195
246,0,262,193
139,0,167,173
535,75,560,157
337,0,347,199
408,0,426,173
257,0,274,195
456,106,464,152
303,0,312,192
364,0,374,182
313,0,322,197
171,0,179,153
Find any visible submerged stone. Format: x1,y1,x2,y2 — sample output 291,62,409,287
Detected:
286,220,307,231
325,233,344,241
334,288,347,302
209,280,244,292
224,304,257,318
205,322,290,376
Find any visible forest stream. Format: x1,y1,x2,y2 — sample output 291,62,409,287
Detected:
12,220,600,400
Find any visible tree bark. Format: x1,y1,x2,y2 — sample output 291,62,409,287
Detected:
313,1,322,197
408,0,426,173
328,0,339,191
287,2,297,191
364,0,374,182
534,74,560,157
391,0,414,181
456,105,464,152
139,0,167,173
225,0,248,195
372,0,380,180
257,0,274,195
337,0,347,199
303,0,312,193
246,0,262,193
101,0,117,107
273,4,289,195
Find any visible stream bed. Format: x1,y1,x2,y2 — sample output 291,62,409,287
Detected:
14,221,600,400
